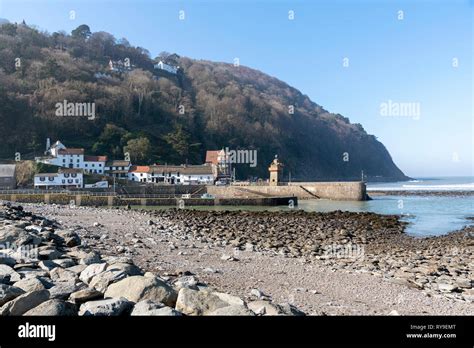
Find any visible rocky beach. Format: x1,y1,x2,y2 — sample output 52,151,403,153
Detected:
1,202,472,316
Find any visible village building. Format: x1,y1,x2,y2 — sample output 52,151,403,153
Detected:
108,59,133,73
154,60,178,74
104,160,131,179
83,155,107,174
0,164,16,190
205,149,231,180
34,168,83,189
147,164,214,185
128,166,150,182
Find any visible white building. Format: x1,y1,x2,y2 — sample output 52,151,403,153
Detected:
154,61,178,74
109,60,132,73
84,155,107,174
147,165,214,185
105,160,131,179
34,169,83,189
37,140,108,175
128,166,150,182
39,148,85,169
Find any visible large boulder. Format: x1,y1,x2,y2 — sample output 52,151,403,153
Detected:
104,276,177,307
0,264,21,282
0,284,25,306
24,299,77,316
89,270,128,293
131,300,182,316
247,300,282,315
106,262,142,276
175,288,230,315
48,281,85,300
49,267,78,282
69,288,103,304
13,278,46,293
207,305,255,316
79,263,107,284
78,297,132,316
0,226,42,246
0,289,50,315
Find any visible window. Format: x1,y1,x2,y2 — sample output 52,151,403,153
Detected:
62,159,66,163
99,164,102,167
75,179,79,183
77,159,79,163
72,173,77,178
48,177,54,181
92,164,95,167
62,179,65,183
64,173,69,178
85,164,88,167
39,177,45,182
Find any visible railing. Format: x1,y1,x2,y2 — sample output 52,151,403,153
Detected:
0,189,208,199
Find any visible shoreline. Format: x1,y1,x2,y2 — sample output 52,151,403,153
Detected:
368,190,474,197
7,202,472,315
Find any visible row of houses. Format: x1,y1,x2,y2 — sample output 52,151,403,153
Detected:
34,139,219,189
106,59,179,75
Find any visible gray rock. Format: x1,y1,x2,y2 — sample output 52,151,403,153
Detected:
0,264,21,282
79,263,107,284
24,299,77,316
54,230,81,247
131,300,182,316
38,260,59,271
105,262,142,276
212,292,245,306
277,302,305,316
0,226,41,246
247,300,282,315
13,277,45,292
207,304,255,316
104,276,177,307
89,270,128,293
69,288,103,304
78,297,132,316
48,281,84,300
49,267,78,282
173,275,198,290
0,284,25,306
0,289,50,315
175,288,230,315
437,282,457,292
79,252,101,265
66,264,87,274
38,248,62,260
52,259,76,268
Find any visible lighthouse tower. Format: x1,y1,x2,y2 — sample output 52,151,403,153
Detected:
268,155,283,186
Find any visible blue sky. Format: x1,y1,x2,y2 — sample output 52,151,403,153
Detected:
1,0,472,177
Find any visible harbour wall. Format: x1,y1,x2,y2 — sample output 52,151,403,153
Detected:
207,181,367,201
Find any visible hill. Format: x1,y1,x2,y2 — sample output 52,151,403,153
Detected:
0,22,408,181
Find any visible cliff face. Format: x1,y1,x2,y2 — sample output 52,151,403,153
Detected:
0,23,408,181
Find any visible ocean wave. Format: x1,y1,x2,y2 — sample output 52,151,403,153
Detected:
367,183,474,191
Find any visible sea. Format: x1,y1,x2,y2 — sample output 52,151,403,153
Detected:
142,177,473,237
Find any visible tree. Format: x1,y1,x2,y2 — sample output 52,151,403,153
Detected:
164,124,190,158
71,24,91,39
123,137,151,163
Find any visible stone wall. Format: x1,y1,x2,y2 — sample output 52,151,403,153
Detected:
207,182,366,201
0,194,296,206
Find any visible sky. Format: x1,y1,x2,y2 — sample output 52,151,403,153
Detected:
0,0,472,177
